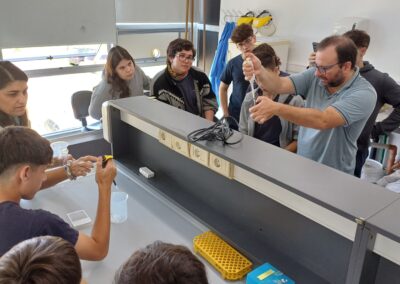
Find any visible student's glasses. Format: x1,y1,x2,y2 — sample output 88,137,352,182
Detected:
176,53,195,62
315,62,340,74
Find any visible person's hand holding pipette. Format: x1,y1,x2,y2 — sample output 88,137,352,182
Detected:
242,52,263,81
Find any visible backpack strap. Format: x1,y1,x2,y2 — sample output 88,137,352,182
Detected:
283,94,294,105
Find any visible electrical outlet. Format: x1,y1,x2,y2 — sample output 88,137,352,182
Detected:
158,129,172,148
171,135,190,157
190,144,209,167
209,153,234,179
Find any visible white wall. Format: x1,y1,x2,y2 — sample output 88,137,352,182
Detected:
221,0,400,80
118,33,178,58
0,0,116,48
116,0,186,23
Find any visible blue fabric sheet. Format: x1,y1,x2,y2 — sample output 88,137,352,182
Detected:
209,22,236,104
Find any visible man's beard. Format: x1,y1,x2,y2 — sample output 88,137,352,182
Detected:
327,71,345,88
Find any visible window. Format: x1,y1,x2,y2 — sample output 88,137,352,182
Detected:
26,72,103,135
2,44,108,71
2,43,169,135
2,44,108,135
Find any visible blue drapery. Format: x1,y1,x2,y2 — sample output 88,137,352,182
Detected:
209,22,236,105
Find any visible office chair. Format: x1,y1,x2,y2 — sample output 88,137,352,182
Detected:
71,90,101,131
370,142,397,174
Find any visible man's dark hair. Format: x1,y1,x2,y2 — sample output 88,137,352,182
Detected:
252,43,281,70
0,126,53,176
114,241,209,284
317,35,358,69
0,236,82,284
343,29,370,49
167,39,196,64
231,23,254,43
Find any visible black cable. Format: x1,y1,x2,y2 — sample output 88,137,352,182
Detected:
187,116,243,145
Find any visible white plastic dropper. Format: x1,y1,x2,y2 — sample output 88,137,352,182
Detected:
246,58,257,105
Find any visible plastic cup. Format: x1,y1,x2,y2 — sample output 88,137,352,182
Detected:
111,192,128,224
50,141,69,159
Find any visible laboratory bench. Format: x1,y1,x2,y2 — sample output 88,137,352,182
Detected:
23,95,400,283
98,96,400,283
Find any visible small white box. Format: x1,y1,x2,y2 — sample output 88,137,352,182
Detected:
139,167,155,178
67,210,91,228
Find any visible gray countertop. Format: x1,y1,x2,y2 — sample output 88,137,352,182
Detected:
367,198,400,243
109,96,400,224
21,168,244,284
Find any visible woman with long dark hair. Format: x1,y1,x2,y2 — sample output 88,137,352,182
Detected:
0,61,30,128
89,46,150,120
0,61,97,188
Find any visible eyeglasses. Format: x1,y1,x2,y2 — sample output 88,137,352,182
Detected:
236,36,254,48
176,53,194,62
315,62,341,74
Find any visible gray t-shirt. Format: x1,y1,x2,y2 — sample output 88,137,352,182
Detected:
290,67,376,174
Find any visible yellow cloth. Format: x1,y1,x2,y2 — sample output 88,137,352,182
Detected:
253,15,272,28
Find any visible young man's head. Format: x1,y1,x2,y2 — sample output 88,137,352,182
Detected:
314,35,358,88
0,126,52,200
0,236,82,284
343,29,370,49
167,39,196,76
231,24,256,54
252,43,281,94
343,29,370,65
253,43,281,71
114,241,209,284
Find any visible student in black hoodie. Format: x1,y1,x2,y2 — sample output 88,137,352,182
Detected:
343,30,400,177
309,31,400,177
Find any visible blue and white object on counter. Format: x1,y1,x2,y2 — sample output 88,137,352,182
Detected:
246,263,295,284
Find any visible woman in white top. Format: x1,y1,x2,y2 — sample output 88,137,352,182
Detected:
89,46,151,120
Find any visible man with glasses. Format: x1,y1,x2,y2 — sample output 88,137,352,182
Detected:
243,35,377,174
151,38,217,121
219,24,256,129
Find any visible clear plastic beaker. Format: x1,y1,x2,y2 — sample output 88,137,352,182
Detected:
51,141,69,158
111,191,128,224
50,141,69,165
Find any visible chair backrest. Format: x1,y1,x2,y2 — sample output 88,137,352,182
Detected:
370,142,398,174
71,90,92,127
